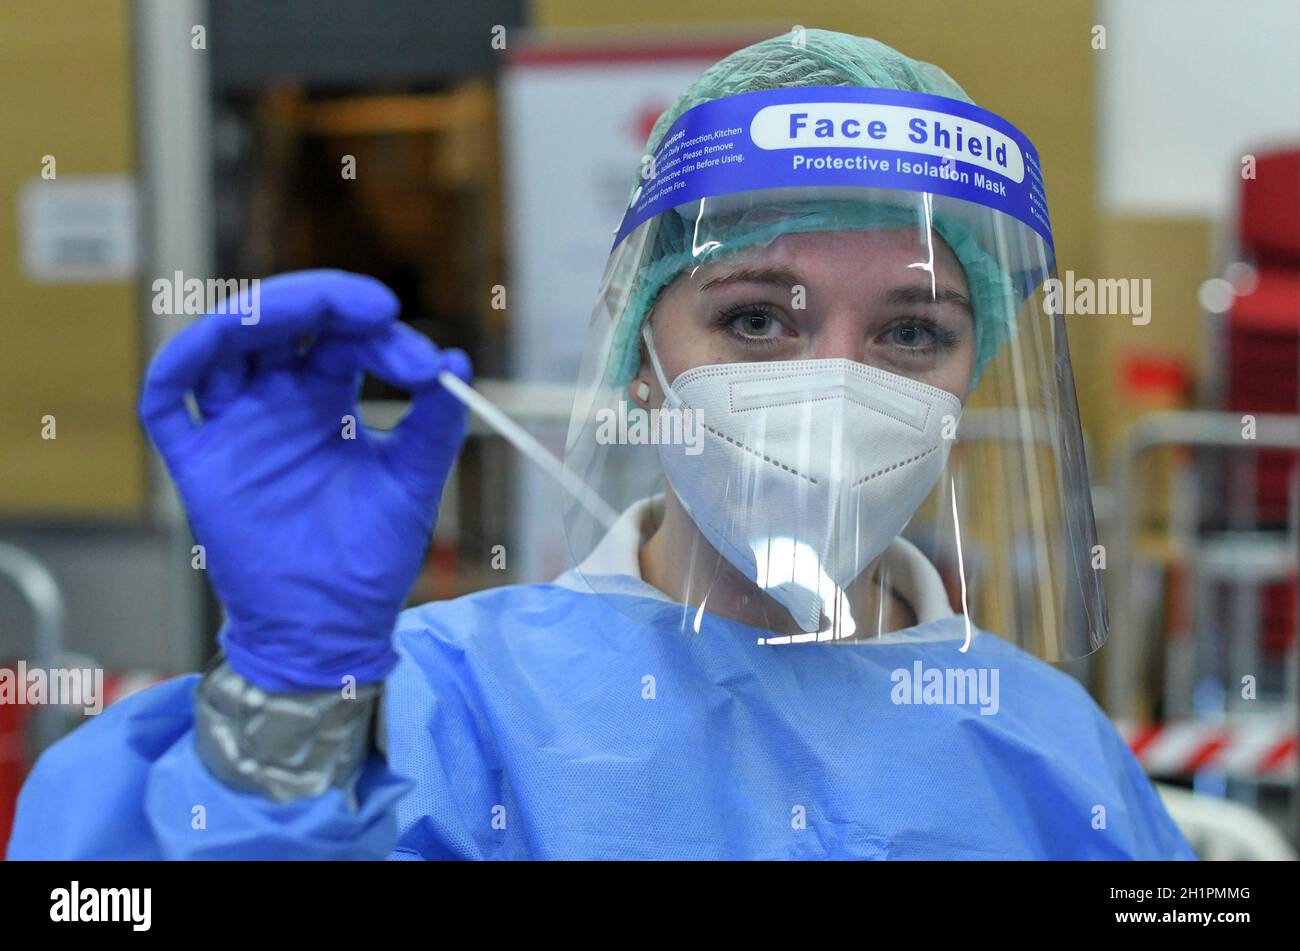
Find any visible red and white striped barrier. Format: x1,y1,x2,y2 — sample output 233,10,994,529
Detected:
1117,719,1298,780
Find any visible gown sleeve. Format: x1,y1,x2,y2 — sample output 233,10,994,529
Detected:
5,674,411,860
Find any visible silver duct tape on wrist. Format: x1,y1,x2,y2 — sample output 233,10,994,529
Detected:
195,658,384,803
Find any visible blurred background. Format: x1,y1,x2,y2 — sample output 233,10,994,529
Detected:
0,0,1297,859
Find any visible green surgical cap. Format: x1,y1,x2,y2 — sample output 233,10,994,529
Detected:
607,29,1020,390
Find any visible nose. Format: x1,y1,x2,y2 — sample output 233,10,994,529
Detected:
807,311,865,363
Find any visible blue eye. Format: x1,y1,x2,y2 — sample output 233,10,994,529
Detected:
736,312,775,335
890,320,937,349
719,304,786,342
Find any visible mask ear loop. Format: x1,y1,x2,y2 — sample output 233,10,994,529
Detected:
640,322,679,406
639,319,720,635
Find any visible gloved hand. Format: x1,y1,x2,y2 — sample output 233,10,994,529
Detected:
139,270,470,692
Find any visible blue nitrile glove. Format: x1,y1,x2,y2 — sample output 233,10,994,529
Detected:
139,270,470,692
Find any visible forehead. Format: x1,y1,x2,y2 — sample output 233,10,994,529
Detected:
693,227,968,290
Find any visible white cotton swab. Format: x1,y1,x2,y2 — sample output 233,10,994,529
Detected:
437,370,622,531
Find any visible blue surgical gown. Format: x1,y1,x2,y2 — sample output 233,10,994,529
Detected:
6,582,1195,859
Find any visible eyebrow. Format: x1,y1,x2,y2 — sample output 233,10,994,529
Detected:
697,266,804,293
883,285,974,316
697,265,974,317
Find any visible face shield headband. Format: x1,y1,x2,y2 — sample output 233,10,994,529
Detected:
603,85,1056,397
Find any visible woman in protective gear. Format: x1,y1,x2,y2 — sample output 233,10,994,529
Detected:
8,30,1194,860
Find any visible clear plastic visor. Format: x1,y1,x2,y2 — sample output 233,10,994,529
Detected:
563,187,1106,660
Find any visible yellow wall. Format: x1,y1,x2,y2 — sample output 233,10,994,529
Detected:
1090,215,1213,461
0,0,144,516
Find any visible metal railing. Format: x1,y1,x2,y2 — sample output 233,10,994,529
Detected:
1105,410,1299,719
0,542,66,751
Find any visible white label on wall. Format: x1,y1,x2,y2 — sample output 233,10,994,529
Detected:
19,176,139,283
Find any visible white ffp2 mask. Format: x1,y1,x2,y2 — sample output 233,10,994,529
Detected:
643,327,962,635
